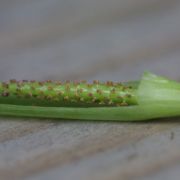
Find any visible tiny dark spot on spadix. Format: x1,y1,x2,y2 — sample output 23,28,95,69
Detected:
88,93,93,97
10,79,17,83
2,91,9,97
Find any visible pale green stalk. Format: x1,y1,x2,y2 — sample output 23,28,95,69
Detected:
0,72,180,121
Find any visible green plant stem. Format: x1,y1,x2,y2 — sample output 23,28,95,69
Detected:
0,103,180,121
0,72,180,121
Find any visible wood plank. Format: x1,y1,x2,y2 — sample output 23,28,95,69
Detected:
24,120,180,180
0,1,180,180
0,118,180,180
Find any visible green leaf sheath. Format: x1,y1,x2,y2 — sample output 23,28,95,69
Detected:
0,73,180,121
138,72,180,105
0,80,137,107
1,103,180,121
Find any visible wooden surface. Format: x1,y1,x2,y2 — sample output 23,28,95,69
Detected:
1,1,180,179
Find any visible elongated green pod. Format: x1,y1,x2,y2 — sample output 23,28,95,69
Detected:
0,72,180,121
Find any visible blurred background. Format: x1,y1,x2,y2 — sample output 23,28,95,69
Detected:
1,0,180,82
1,1,180,180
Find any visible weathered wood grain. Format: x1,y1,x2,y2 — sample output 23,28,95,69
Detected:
0,119,180,180
0,0,180,180
25,120,180,180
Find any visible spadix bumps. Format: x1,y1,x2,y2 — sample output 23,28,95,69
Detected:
0,79,137,107
0,72,180,121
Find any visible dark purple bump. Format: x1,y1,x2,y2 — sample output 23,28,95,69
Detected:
10,79,17,83
2,91,9,97
88,93,93,97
